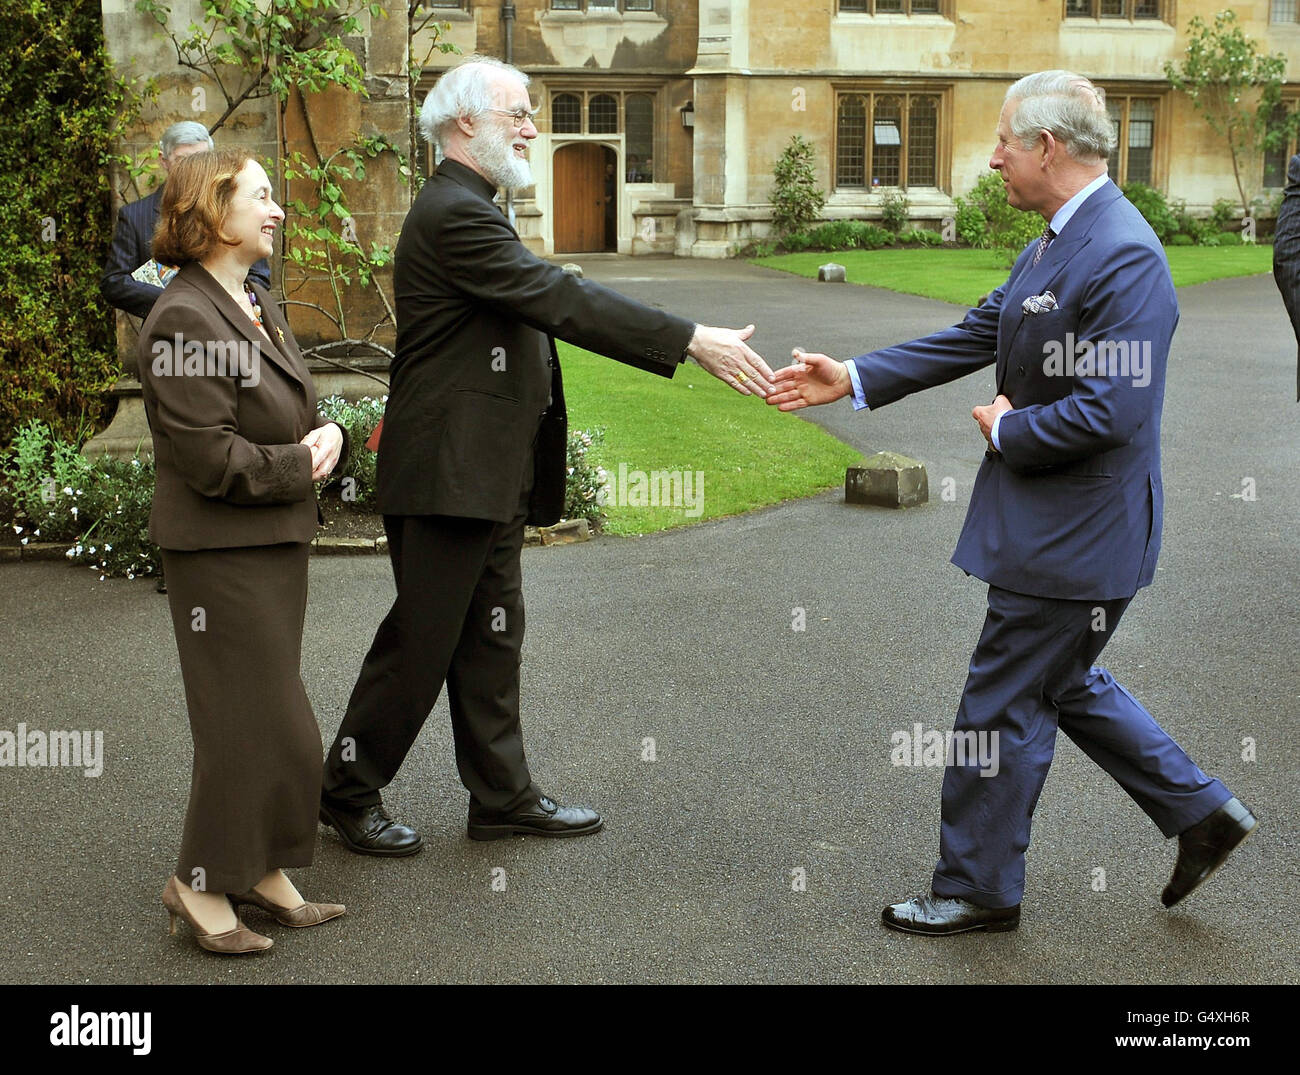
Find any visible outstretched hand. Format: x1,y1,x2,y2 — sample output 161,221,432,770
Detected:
688,324,775,397
766,348,852,411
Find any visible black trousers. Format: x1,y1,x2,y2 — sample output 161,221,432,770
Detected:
322,487,537,815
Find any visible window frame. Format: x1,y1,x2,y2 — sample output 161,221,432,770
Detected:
832,84,951,194
1063,0,1168,21
836,0,949,14
1262,97,1300,190
1098,87,1167,189
549,1,657,11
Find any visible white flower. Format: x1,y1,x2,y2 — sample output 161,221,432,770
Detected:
63,486,72,495
104,544,111,552
126,572,134,580
11,524,20,534
70,506,78,518
65,548,75,559
20,537,28,545
88,546,96,555
33,529,39,537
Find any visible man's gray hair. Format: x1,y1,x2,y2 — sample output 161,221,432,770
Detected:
1005,70,1115,162
419,56,530,148
159,121,213,159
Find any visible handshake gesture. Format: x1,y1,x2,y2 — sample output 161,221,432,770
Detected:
763,347,1013,450
765,349,852,410
684,333,849,406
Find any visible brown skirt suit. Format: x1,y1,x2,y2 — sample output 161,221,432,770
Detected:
138,261,347,894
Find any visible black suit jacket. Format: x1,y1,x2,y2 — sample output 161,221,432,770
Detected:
378,158,696,525
1272,152,1300,400
102,186,271,319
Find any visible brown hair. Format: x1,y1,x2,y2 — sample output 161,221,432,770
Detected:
151,147,254,265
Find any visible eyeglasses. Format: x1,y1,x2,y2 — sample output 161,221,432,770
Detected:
485,107,540,128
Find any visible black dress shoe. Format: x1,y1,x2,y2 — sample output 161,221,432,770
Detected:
882,892,1020,935
319,799,423,857
1162,796,1257,908
467,795,602,840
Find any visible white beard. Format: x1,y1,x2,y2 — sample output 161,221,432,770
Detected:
476,126,533,192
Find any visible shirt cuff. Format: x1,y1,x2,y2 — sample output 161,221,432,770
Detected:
844,360,869,411
991,410,1005,452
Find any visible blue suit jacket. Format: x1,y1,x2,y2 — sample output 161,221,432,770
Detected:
851,179,1174,601
101,186,271,319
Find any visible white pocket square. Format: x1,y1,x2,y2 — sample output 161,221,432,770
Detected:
1022,290,1058,316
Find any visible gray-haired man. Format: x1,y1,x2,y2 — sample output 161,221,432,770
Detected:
101,121,270,318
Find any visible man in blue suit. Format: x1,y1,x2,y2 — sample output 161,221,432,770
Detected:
101,121,270,319
769,71,1256,934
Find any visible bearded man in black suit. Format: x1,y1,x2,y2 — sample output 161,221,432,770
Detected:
320,56,773,854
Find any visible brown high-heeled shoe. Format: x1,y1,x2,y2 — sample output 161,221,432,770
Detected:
162,876,273,954
230,886,345,928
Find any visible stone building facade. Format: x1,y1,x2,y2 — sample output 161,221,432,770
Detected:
100,1,1300,293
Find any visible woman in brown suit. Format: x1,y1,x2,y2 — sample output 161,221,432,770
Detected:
140,148,347,953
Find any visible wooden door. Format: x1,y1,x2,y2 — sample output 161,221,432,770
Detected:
554,143,607,253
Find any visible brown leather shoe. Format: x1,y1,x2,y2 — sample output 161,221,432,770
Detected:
162,877,273,954
467,795,602,840
882,892,1020,935
230,887,345,928
1162,797,1257,908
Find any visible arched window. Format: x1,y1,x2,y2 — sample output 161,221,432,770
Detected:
552,93,582,134
589,94,619,134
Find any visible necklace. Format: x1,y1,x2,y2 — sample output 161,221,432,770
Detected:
244,286,264,327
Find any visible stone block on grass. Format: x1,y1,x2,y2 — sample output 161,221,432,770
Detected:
817,262,846,283
846,451,928,508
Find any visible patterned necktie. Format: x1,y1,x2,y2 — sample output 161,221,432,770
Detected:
1032,225,1056,266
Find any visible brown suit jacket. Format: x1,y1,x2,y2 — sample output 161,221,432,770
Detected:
138,261,347,550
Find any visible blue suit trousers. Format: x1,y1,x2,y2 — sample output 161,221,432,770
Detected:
932,586,1231,907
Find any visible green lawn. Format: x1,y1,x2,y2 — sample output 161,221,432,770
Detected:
560,341,861,536
752,244,1275,307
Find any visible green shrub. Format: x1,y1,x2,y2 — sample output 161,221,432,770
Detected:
954,200,988,246
566,427,608,528
0,1,148,447
1168,233,1196,246
953,173,1043,252
1122,182,1179,243
803,220,860,251
880,191,910,233
770,135,826,236
898,226,944,246
1209,198,1238,232
316,394,385,511
1214,229,1244,246
2,419,157,578
1170,199,1218,245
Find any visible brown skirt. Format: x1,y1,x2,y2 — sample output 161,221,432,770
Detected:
160,542,321,894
